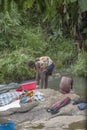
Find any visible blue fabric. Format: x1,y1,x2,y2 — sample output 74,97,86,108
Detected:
47,63,54,75
20,96,29,103
77,103,87,110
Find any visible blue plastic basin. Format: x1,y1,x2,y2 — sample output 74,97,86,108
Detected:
0,122,15,130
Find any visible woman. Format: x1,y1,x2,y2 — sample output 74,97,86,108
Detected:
28,56,54,89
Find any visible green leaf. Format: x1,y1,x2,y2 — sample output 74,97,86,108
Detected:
79,0,87,12
70,0,77,3
25,0,35,8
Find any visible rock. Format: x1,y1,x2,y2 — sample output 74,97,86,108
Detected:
1,88,86,130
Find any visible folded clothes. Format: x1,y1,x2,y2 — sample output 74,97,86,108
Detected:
0,100,20,111
0,91,23,106
34,91,45,101
78,103,87,110
24,91,34,97
0,82,21,94
20,96,32,103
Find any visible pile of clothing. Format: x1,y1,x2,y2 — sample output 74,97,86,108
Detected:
0,87,45,112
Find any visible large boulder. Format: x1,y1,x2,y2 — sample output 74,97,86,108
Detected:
1,89,86,130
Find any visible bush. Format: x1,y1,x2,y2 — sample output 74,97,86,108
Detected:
71,50,87,77
45,38,77,69
0,48,35,83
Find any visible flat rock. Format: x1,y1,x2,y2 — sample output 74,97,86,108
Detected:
0,88,86,130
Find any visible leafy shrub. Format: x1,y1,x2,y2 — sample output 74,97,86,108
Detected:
71,50,87,77
0,48,35,83
45,38,77,69
0,10,48,83
0,10,45,53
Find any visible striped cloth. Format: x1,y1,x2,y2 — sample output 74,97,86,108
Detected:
0,91,23,106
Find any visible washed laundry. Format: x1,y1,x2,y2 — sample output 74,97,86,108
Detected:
33,91,45,101
0,91,23,106
0,82,21,94
0,100,20,111
47,97,71,114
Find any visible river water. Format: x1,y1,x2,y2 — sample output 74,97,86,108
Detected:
48,75,87,99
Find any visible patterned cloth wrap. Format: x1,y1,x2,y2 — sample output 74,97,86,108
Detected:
0,91,23,106
35,56,53,71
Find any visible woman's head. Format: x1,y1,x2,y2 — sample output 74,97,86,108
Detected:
28,60,35,68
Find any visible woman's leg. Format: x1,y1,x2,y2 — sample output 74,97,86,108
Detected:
44,73,49,89
36,71,40,85
40,71,45,89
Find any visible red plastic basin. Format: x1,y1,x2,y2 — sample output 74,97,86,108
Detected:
21,81,37,91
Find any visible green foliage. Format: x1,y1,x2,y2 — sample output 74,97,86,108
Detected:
0,0,87,84
21,7,42,27
0,48,35,83
45,38,77,69
0,0,35,12
0,10,47,83
0,10,21,50
0,10,45,53
78,0,87,12
71,50,87,76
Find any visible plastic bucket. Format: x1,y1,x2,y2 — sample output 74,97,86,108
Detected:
0,122,15,130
